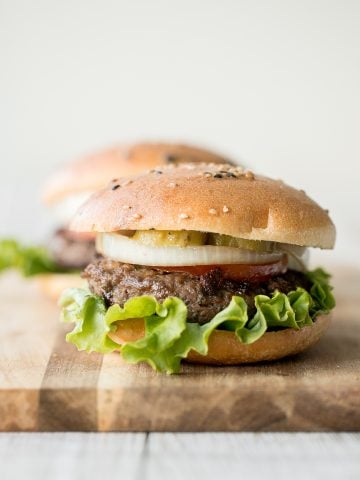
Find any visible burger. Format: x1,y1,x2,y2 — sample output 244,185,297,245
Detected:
0,143,231,299
60,162,336,374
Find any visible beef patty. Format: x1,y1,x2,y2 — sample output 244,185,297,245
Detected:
49,229,97,269
83,258,311,324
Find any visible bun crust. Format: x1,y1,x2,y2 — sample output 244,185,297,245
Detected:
43,143,232,205
35,273,87,300
109,315,331,365
72,163,335,249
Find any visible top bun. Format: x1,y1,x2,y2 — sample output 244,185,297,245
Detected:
71,163,335,249
43,142,233,205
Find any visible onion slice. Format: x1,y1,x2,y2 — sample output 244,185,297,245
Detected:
283,246,310,272
96,233,285,266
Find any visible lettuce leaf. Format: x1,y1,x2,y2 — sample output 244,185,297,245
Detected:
0,238,69,276
61,288,119,353
306,268,336,316
59,268,335,374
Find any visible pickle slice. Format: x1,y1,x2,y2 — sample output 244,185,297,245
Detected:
133,230,206,247
207,233,274,252
132,230,274,251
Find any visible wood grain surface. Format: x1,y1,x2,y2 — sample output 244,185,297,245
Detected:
0,267,359,432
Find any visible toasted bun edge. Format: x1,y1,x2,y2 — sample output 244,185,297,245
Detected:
109,314,331,366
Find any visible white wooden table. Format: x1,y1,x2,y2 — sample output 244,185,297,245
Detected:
1,433,359,479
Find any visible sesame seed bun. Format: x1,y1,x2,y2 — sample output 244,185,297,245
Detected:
109,314,331,366
43,142,233,205
71,163,336,249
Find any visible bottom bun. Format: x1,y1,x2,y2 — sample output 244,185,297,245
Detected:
35,273,87,301
109,315,331,365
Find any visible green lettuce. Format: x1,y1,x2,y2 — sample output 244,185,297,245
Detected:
306,268,336,316
0,239,69,276
61,288,119,353
59,268,335,374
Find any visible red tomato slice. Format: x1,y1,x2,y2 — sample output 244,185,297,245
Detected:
154,255,288,281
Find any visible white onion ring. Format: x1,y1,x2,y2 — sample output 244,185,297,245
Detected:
96,233,285,266
283,246,310,272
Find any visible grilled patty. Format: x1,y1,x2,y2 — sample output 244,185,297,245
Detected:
83,258,311,324
49,229,97,269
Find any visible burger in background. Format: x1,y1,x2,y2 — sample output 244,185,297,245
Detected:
0,143,234,299
60,162,336,374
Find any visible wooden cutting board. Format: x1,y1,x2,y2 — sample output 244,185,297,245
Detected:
0,267,359,432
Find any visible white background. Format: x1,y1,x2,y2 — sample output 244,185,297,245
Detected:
1,0,359,265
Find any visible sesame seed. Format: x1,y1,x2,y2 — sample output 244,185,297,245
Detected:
214,173,223,179
165,154,178,163
155,170,163,174
167,182,177,188
112,184,120,190
111,178,119,182
132,213,142,220
203,172,212,177
121,180,133,187
227,166,245,177
122,205,131,209
209,208,217,215
244,171,255,180
223,206,229,213
179,213,189,219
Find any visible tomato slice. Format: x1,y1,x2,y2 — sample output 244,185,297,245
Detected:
154,255,288,281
